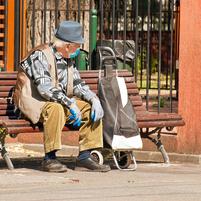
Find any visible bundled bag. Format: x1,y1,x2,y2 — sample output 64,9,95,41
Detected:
98,47,143,150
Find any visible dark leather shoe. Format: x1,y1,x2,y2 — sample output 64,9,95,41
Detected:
41,159,68,173
75,157,111,172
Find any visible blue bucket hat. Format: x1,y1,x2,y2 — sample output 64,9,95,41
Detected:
55,21,85,44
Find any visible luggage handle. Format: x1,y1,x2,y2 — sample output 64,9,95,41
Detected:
98,46,118,78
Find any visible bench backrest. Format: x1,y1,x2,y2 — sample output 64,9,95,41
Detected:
0,70,146,120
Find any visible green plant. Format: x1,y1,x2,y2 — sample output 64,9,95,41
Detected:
159,97,165,107
152,97,165,108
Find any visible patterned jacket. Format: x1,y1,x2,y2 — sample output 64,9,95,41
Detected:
20,44,96,108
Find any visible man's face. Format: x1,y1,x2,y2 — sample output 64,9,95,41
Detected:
58,43,80,59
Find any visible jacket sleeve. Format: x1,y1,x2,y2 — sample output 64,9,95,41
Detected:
73,67,97,102
20,50,73,107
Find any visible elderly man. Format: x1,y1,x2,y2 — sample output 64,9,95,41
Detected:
14,21,110,173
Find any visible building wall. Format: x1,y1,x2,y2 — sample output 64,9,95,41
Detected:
178,0,201,154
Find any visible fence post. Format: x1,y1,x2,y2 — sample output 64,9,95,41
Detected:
89,9,97,69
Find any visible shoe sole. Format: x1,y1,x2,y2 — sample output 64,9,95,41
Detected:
42,167,68,173
74,166,111,172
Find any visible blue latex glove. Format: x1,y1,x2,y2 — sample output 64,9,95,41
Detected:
69,99,81,127
91,97,104,122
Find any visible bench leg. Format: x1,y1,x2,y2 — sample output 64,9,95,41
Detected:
0,128,14,170
141,128,170,164
155,139,170,164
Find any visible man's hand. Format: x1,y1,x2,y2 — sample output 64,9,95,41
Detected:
91,97,104,122
69,99,81,127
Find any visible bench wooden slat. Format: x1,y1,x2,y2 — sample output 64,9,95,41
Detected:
3,118,185,134
0,84,138,93
131,100,143,107
138,120,185,128
0,72,17,74
0,83,138,92
5,125,70,134
6,126,41,134
83,76,135,84
0,92,13,98
0,110,15,116
86,82,138,89
0,88,139,98
0,74,17,79
133,106,147,112
0,116,18,120
0,95,143,105
80,71,133,78
0,80,16,86
79,69,128,73
0,83,137,92
90,88,139,96
3,114,184,127
137,113,183,121
0,70,133,78
0,104,15,110
129,95,142,102
0,86,14,91
3,120,34,127
0,100,142,108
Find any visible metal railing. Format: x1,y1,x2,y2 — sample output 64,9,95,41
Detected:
20,0,180,113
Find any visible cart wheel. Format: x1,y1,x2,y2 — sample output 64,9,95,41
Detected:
115,151,132,169
90,150,104,165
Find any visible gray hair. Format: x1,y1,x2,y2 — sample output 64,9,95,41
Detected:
52,36,70,48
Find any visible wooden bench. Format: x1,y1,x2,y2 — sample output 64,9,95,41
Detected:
0,70,185,169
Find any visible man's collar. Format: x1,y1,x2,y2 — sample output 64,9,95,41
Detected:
50,45,63,60
50,44,71,65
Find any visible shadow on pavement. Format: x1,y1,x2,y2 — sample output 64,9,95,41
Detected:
0,157,77,171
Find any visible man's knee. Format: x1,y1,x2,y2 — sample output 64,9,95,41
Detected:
44,102,65,117
50,102,64,111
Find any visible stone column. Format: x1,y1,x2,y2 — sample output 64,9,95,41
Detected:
177,0,201,154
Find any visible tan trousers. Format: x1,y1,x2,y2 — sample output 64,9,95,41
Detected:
40,98,103,153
